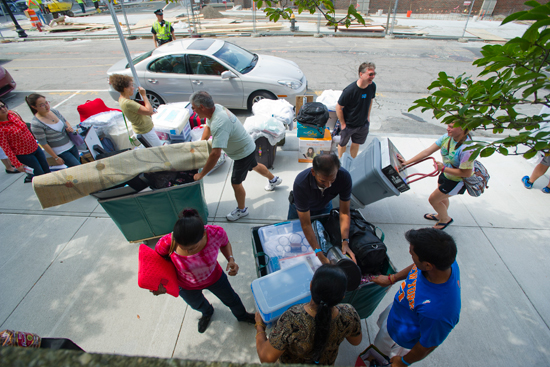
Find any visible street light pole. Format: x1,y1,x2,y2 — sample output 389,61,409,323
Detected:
389,0,399,36
462,0,476,38
0,0,27,38
106,0,140,89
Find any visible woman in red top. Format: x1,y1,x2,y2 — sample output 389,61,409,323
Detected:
153,208,255,333
0,99,50,183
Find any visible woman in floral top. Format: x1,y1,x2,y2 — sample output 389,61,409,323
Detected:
0,99,50,183
153,208,254,333
398,122,474,230
255,265,362,365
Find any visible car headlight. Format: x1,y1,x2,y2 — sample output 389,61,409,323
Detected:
278,80,302,90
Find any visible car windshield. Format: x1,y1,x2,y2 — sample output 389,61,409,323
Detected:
125,50,154,68
213,42,257,74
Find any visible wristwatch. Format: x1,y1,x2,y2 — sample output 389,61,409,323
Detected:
341,238,349,243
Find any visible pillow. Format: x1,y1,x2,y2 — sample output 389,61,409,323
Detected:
77,98,121,122
138,244,179,297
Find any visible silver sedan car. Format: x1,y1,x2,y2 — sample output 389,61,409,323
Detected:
107,38,307,110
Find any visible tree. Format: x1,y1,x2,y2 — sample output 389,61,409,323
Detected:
409,0,550,160
253,0,365,29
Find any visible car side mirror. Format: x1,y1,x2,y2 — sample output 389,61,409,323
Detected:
221,70,236,80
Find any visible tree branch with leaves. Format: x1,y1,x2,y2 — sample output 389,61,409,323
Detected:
254,0,365,30
409,0,550,160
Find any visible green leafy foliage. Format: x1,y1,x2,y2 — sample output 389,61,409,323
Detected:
254,0,365,30
410,1,550,159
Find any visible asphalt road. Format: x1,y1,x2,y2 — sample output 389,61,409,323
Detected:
0,36,531,136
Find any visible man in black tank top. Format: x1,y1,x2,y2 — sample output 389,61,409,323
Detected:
336,62,376,158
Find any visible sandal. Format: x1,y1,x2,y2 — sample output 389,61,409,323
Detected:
423,213,439,221
433,218,453,230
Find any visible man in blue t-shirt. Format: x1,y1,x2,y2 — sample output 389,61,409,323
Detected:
288,153,354,264
372,228,461,367
336,62,376,158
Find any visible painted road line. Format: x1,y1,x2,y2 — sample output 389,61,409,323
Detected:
11,65,114,69
53,92,80,109
16,90,109,93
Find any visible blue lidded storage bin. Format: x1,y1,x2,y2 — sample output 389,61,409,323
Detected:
251,261,314,325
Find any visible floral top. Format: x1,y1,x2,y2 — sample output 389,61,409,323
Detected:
269,304,361,365
155,225,228,290
0,112,38,168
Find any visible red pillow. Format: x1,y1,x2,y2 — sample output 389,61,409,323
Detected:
138,244,179,297
77,98,121,122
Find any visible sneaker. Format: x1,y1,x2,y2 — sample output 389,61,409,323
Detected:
265,176,282,191
542,186,550,194
521,176,533,189
198,311,213,333
226,207,249,221
238,312,256,325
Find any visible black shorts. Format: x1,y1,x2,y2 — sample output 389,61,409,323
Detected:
231,151,258,185
438,174,466,196
339,124,369,146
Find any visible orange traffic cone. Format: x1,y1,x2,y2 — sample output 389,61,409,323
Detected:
27,8,43,32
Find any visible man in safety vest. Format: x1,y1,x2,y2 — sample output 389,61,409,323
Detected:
92,0,100,13
27,0,46,25
151,9,175,48
76,0,86,14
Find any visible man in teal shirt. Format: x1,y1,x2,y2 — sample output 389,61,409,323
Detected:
191,91,283,221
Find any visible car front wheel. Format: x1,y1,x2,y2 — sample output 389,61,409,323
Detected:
248,91,277,111
137,91,165,110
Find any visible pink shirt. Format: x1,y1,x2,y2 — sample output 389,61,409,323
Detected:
155,225,228,290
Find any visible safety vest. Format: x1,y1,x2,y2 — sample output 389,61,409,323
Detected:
153,20,172,41
27,0,39,10
76,0,84,4
92,0,99,2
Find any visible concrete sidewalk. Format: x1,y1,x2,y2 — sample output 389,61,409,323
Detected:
1,131,549,366
0,7,530,41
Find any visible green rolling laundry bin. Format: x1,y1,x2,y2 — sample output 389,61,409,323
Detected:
98,181,208,242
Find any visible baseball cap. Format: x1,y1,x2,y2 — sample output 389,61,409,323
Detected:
154,9,163,15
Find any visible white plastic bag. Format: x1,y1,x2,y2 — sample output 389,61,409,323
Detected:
81,110,125,137
244,116,286,145
316,90,342,111
252,99,295,125
190,126,205,142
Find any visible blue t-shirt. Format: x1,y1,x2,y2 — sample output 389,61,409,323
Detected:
387,261,461,349
435,133,474,182
293,167,352,212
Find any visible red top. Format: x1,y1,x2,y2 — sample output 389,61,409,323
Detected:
0,112,39,168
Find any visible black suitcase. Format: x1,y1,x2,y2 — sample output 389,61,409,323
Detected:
255,136,277,169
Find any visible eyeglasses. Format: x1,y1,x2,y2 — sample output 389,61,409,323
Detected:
367,72,376,76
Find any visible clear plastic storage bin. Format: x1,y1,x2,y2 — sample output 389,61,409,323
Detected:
251,261,314,325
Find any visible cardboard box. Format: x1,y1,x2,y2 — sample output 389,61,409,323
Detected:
297,122,325,138
326,111,338,130
298,129,332,163
295,95,314,116
380,138,409,193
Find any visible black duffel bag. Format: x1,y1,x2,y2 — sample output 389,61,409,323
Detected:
324,209,388,275
296,102,329,129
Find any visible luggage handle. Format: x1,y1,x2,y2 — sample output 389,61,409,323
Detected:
401,157,440,184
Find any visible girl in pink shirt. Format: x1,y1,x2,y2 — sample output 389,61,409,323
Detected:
154,208,254,333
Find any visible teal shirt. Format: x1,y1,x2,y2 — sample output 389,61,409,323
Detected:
207,104,255,161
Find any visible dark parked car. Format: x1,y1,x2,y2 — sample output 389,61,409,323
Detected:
0,67,16,97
